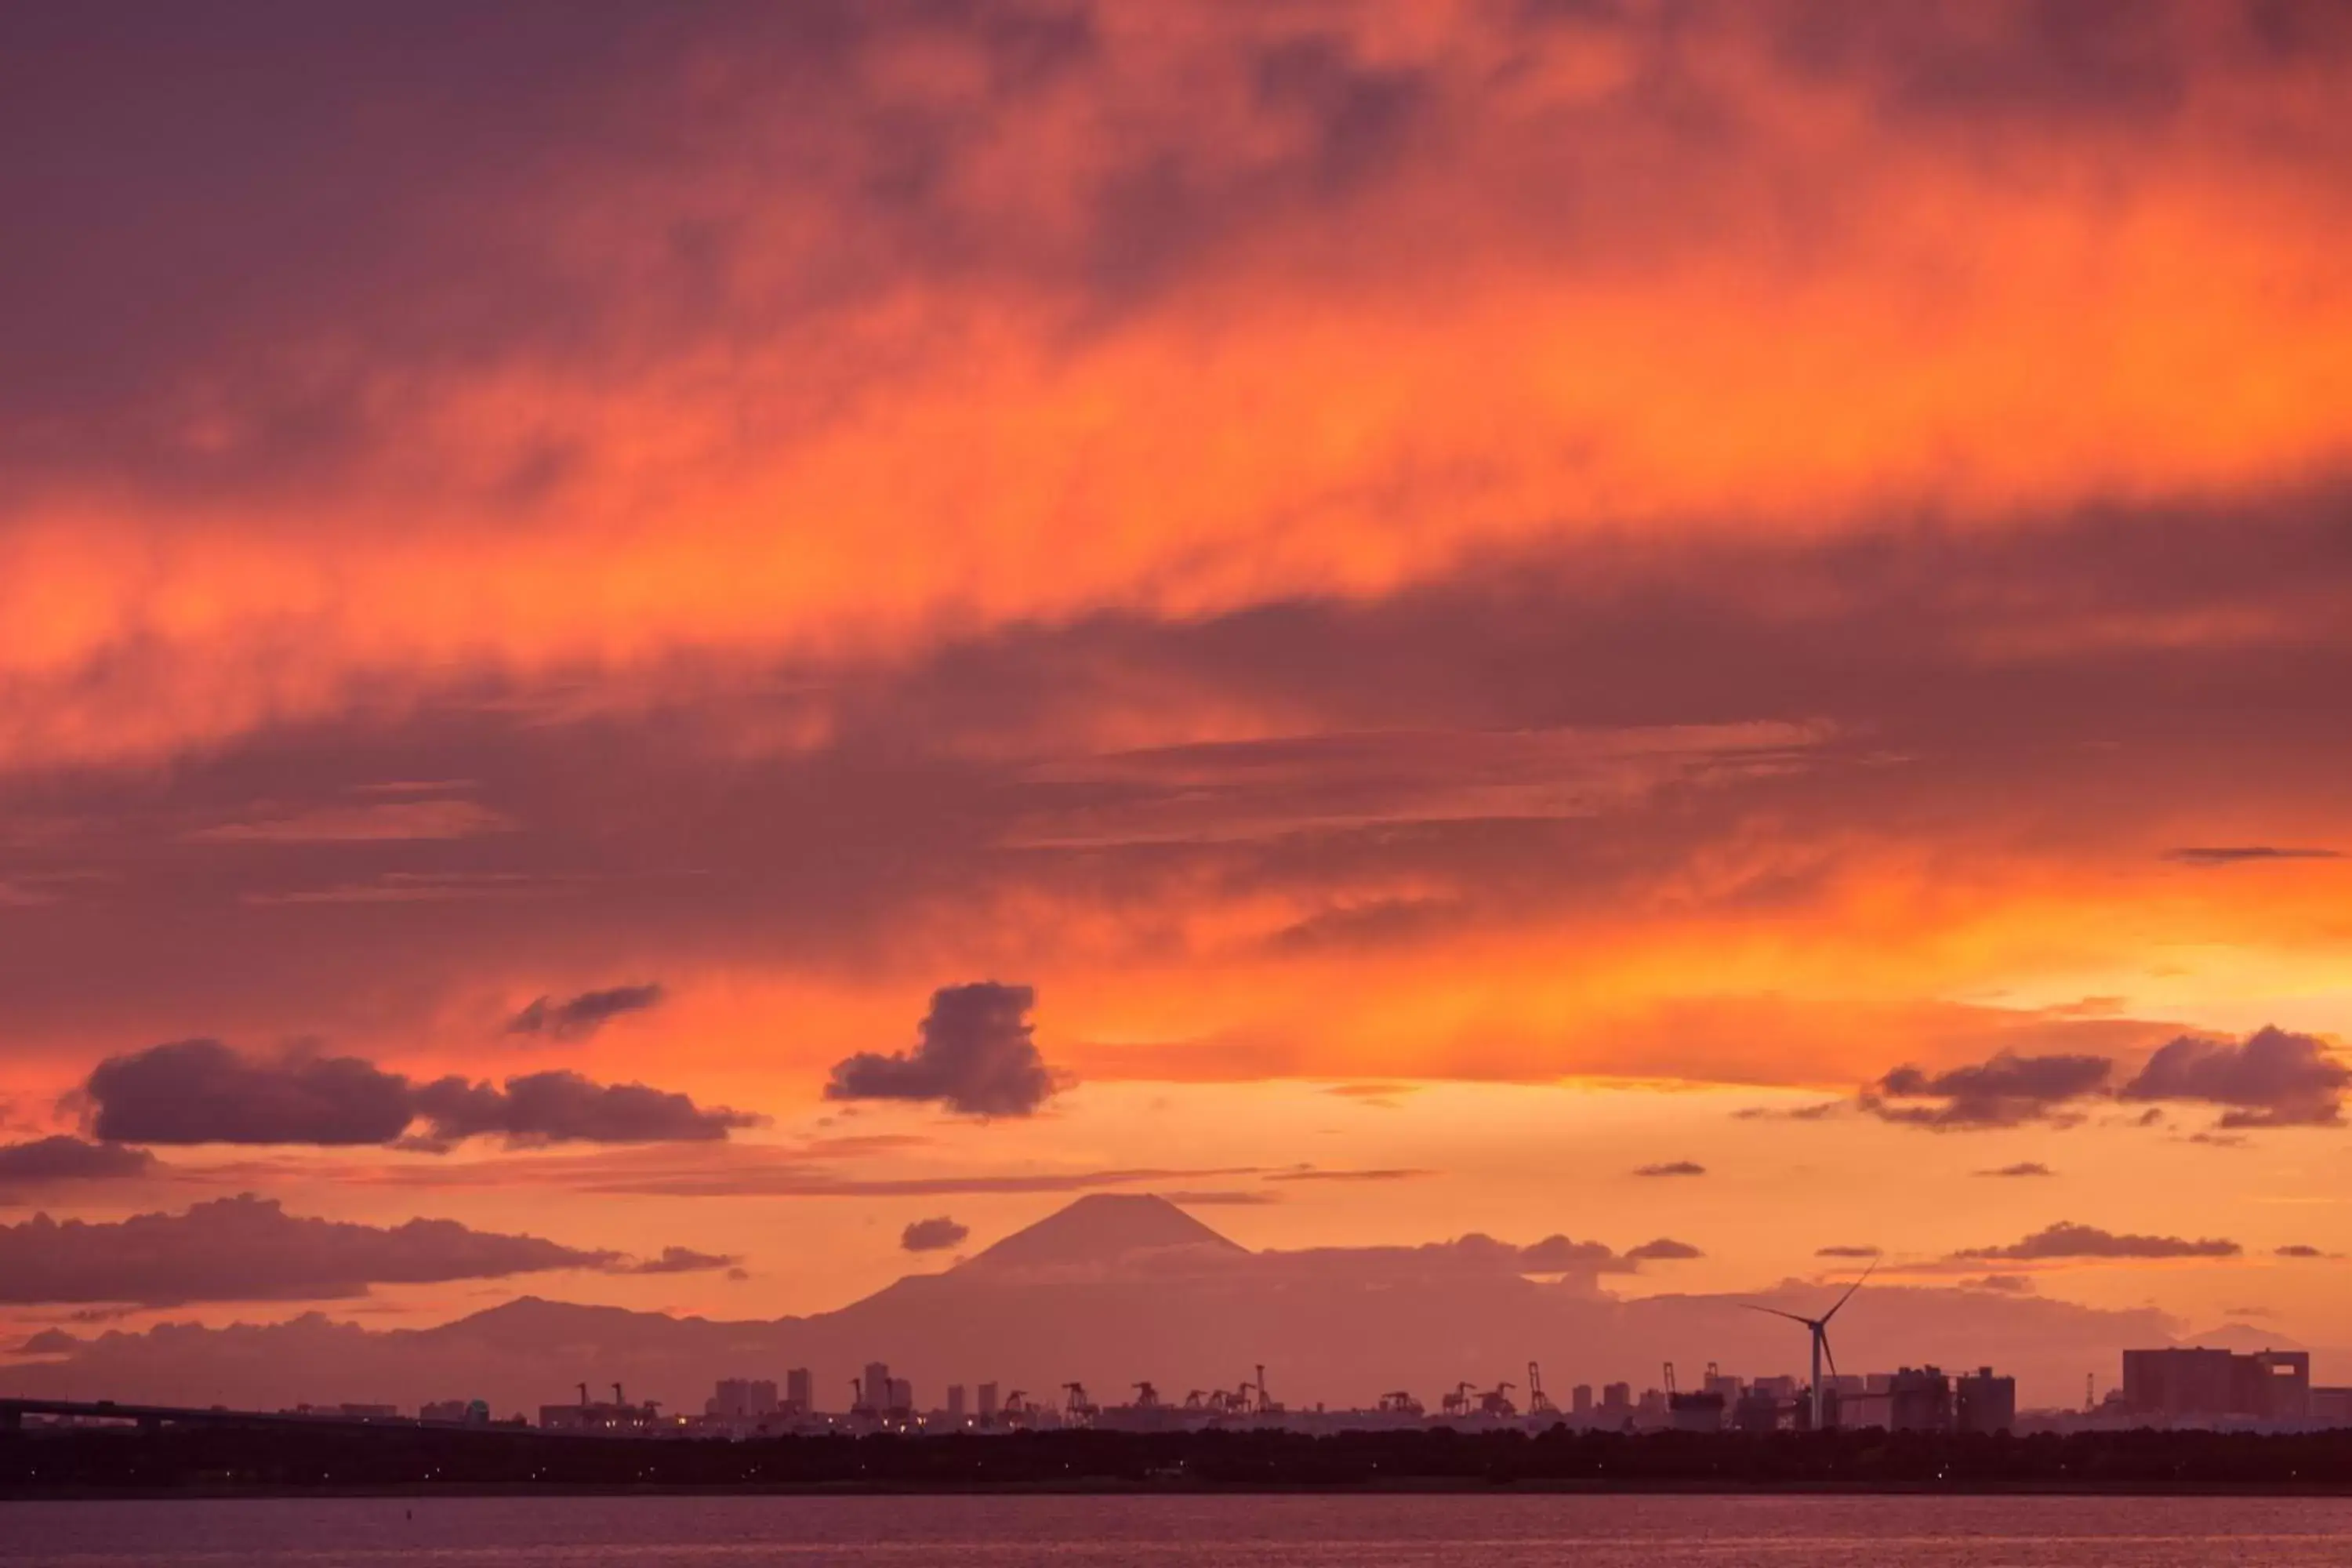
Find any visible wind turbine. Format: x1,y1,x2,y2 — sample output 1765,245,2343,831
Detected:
1740,1261,1875,1432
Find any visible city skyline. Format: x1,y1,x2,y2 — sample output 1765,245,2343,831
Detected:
1,1192,2317,1418
5,0,2352,1398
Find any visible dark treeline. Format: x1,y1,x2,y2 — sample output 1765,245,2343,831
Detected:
13,1425,2352,1495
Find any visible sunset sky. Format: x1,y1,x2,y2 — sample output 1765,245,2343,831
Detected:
4,0,2352,1384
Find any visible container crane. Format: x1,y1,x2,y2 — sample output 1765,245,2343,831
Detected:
1526,1363,1557,1415
1062,1381,1097,1421
1442,1381,1475,1417
1132,1381,1162,1409
1479,1381,1518,1418
1378,1390,1425,1416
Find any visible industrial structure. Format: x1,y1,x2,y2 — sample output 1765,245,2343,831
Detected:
2122,1348,2310,1425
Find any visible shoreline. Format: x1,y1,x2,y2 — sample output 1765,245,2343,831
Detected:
13,1477,2352,1501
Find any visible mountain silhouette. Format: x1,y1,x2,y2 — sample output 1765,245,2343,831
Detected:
960,1192,1246,1273
0,1193,2219,1417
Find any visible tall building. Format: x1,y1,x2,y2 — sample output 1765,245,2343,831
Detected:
785,1368,813,1414
886,1377,913,1414
947,1384,967,1421
859,1362,890,1414
1600,1381,1632,1414
1955,1367,2016,1435
1570,1384,1593,1416
978,1382,1001,1421
1888,1367,1953,1433
2122,1348,2310,1422
708,1378,779,1420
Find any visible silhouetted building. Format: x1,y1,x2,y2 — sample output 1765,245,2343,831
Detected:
946,1385,967,1422
708,1379,779,1420
785,1368,813,1414
1955,1367,2016,1435
2311,1387,2352,1427
2123,1348,2310,1423
540,1399,660,1434
1571,1384,1593,1416
978,1382,1001,1421
1668,1389,1725,1432
886,1377,913,1416
1600,1381,1632,1417
858,1362,889,1416
1733,1390,1781,1433
420,1399,489,1425
1888,1367,1952,1433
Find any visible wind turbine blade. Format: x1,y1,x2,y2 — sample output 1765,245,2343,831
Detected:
1821,1259,1878,1323
1820,1329,1838,1382
1736,1303,1817,1327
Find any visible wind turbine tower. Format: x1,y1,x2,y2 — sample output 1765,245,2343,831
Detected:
1740,1261,1875,1431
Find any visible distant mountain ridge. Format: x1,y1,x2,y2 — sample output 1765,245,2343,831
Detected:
0,1193,2250,1417
960,1192,1247,1273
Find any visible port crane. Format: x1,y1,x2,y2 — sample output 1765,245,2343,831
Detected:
1441,1381,1476,1418
1062,1381,1098,1422
1377,1390,1424,1416
1479,1381,1518,1418
1254,1363,1282,1415
1526,1363,1557,1416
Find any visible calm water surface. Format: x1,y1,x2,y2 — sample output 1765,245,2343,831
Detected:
6,1494,2351,1566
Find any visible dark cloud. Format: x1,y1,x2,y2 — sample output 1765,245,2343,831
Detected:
1624,1237,1703,1261
2274,1243,2333,1259
1508,1235,1628,1274
1265,1167,1436,1183
82,1039,753,1148
2118,1025,2349,1128
1868,1051,2113,1129
619,1246,739,1276
0,1194,629,1305
1733,1102,1845,1121
0,1135,158,1185
1159,1190,1282,1207
1978,1162,2056,1178
824,982,1066,1116
1816,1244,1882,1258
900,1215,970,1253
495,1162,1268,1201
16,1327,83,1356
411,1070,758,1145
2163,846,2343,866
1960,1275,2034,1294
505,982,666,1040
1633,1160,1706,1177
8,489,2352,1087
89,1040,416,1145
1955,1221,2241,1261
